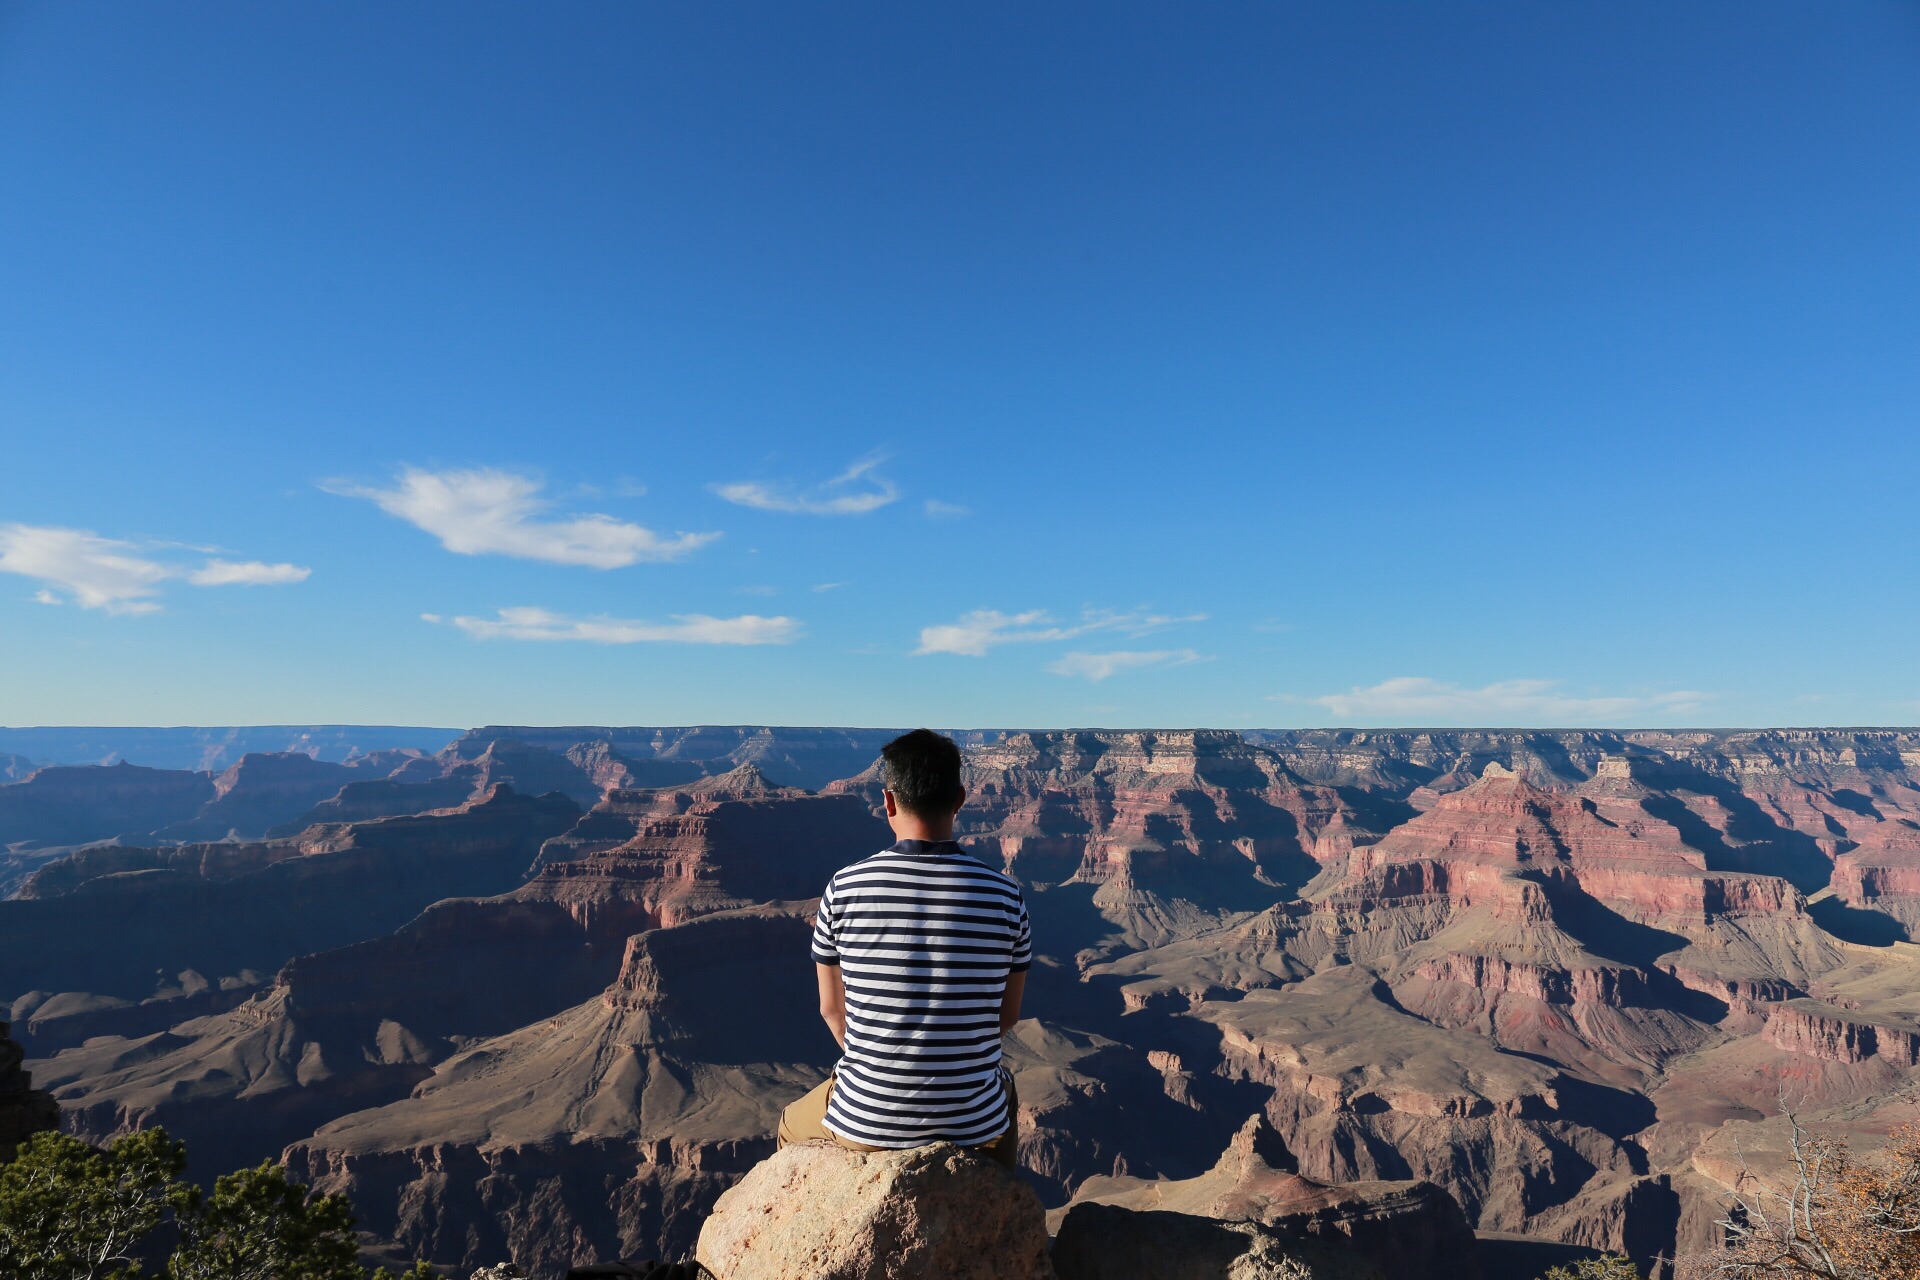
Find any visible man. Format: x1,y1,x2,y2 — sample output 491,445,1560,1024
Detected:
777,728,1031,1168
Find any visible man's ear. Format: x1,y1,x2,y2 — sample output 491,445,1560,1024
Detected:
883,790,899,818
952,786,968,814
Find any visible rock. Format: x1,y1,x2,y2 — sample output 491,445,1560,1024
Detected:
469,1266,524,1280
694,1141,1055,1280
1763,999,1920,1066
280,908,829,1275
1051,1202,1372,1280
912,729,1374,952
155,751,362,842
0,785,581,1007
28,723,1920,1275
0,760,215,849
0,1020,58,1161
1061,1116,1477,1280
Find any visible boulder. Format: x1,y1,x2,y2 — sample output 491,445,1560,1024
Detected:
1051,1202,1375,1280
694,1140,1054,1280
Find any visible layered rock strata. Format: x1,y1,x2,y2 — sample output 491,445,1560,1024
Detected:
0,787,580,1005
283,909,833,1275
0,760,214,848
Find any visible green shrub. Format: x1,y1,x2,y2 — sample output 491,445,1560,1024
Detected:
0,1127,435,1280
0,1128,185,1280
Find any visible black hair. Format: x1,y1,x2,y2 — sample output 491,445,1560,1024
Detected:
880,729,965,815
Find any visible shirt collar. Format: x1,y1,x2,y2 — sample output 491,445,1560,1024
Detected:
887,838,967,857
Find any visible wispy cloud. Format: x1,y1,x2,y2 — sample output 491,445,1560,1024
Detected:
437,606,801,645
813,581,849,593
712,454,899,516
1048,649,1206,681
916,608,1206,657
0,524,309,614
923,499,970,519
1290,677,1709,724
187,559,312,587
326,467,717,568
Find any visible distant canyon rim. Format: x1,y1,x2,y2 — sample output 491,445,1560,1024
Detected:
6,723,1920,1278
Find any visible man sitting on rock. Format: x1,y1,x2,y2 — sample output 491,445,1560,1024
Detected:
778,728,1031,1169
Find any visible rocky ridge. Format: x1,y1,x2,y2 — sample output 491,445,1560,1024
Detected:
4,787,581,1050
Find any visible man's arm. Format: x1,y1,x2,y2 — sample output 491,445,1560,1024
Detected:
816,962,847,1048
1000,969,1027,1036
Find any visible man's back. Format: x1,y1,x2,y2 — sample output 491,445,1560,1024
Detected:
810,837,1032,1147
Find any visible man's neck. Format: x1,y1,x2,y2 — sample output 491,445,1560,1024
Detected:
888,814,957,843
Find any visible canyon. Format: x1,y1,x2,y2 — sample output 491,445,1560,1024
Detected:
6,726,1920,1277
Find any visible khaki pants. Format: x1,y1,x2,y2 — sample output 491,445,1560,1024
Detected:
777,1070,1020,1170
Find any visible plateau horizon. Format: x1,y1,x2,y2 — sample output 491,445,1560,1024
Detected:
5,722,1919,775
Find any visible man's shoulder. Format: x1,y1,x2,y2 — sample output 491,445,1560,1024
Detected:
825,847,1024,895
953,851,1024,896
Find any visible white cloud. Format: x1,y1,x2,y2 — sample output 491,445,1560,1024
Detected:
327,467,717,567
0,525,171,613
187,559,311,587
813,581,849,593
923,499,970,519
1048,649,1205,681
0,524,309,614
439,606,801,645
916,608,1207,657
712,454,899,516
1294,677,1710,724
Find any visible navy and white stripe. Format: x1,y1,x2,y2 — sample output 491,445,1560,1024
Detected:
811,838,1032,1147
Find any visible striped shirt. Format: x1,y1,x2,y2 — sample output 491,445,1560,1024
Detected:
810,839,1033,1148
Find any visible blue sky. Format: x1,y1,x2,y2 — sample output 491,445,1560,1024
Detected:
0,2,1915,729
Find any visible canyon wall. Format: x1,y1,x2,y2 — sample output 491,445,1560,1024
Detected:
16,726,1920,1277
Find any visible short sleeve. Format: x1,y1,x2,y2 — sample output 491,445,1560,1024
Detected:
1008,889,1032,974
811,878,841,966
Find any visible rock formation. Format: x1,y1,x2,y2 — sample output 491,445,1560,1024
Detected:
694,1141,1055,1280
154,751,362,842
0,786,580,1011
447,725,907,792
265,770,481,836
37,779,885,1208
0,1020,57,1161
21,725,1920,1277
0,751,35,783
0,759,214,848
282,909,830,1275
1059,1115,1477,1279
1051,1204,1371,1280
853,730,1380,957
